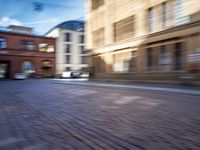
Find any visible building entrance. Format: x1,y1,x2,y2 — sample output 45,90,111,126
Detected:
0,61,10,78
42,61,53,77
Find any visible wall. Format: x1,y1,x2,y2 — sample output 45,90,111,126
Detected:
86,0,200,76
0,31,56,78
47,28,89,74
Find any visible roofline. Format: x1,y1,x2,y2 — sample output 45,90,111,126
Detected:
0,30,55,39
45,20,85,35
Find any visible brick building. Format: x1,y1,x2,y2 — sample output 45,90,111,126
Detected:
86,0,200,85
0,26,56,78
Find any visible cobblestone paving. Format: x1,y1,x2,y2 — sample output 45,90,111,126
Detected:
0,79,200,150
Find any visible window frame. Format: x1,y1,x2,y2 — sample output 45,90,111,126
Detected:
81,55,87,64
79,35,84,43
93,28,105,47
65,44,71,53
162,2,167,28
66,55,71,64
147,8,153,32
0,38,7,49
64,33,71,42
80,45,85,54
20,40,36,51
113,15,135,42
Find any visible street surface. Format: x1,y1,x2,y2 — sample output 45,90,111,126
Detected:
0,79,200,150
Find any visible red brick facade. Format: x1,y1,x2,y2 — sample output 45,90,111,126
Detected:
0,31,56,78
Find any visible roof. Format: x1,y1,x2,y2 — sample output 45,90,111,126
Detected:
46,20,84,35
0,29,54,39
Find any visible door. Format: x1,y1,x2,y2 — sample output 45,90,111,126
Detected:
42,67,52,77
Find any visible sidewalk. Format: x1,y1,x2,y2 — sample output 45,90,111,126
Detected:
52,79,200,96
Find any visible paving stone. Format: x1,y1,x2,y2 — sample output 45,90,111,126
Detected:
0,79,199,150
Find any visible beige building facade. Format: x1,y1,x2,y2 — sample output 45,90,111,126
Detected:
46,21,89,74
86,0,200,84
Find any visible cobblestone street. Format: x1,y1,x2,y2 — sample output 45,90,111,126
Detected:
0,79,200,150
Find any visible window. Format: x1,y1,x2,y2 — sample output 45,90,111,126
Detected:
93,28,104,47
20,40,35,50
92,0,104,10
174,43,183,70
148,8,153,32
0,38,6,49
42,61,52,67
113,15,135,42
123,60,130,73
39,43,54,52
0,63,8,78
81,56,87,64
47,45,54,52
22,61,35,75
129,51,137,72
79,35,84,43
162,2,167,28
65,67,71,71
147,48,154,71
175,0,189,25
20,40,26,49
66,55,71,64
112,51,132,73
80,46,85,54
64,33,71,42
159,45,171,71
65,45,71,53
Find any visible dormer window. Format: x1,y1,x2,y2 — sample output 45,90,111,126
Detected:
0,38,6,49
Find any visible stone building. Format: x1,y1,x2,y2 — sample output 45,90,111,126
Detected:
46,20,89,74
86,0,200,84
0,26,55,78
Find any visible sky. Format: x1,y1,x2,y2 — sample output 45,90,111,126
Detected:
0,0,85,35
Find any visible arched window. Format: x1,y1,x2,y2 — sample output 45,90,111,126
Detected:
22,61,35,74
42,60,52,67
0,38,6,49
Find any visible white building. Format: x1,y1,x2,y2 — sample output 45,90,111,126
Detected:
46,20,89,74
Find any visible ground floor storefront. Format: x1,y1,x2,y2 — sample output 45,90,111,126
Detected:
91,22,200,85
0,56,55,79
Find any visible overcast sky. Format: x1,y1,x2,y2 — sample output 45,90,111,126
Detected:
0,0,85,35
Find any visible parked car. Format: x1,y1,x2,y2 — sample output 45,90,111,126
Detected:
80,72,90,78
71,71,82,78
14,73,26,80
60,72,72,78
59,71,89,79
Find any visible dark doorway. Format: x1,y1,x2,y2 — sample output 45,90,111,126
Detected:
42,66,52,77
41,61,53,77
0,61,10,78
